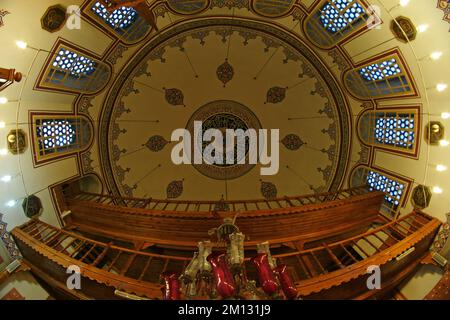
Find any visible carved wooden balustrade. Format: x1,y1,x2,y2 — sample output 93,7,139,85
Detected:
64,186,371,212
12,210,440,300
58,186,387,248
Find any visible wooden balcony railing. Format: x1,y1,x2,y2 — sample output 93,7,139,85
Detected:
12,210,440,299
61,187,386,247
63,186,371,213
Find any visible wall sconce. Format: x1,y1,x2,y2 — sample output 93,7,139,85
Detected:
0,68,22,92
426,121,445,145
7,129,27,154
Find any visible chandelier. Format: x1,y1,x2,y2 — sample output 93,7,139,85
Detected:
160,218,299,300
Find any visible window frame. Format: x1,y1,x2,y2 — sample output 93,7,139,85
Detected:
30,112,93,165
357,106,421,158
350,165,411,218
304,0,380,49
35,39,111,95
344,51,418,100
82,0,151,44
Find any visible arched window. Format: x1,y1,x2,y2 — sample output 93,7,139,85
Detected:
345,52,416,99
86,1,150,43
38,42,110,94
31,114,93,164
305,0,377,49
358,107,420,156
350,166,409,216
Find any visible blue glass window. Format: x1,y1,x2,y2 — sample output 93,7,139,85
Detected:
52,49,96,77
320,0,365,33
374,113,415,149
36,119,76,154
366,171,404,207
91,1,138,29
359,58,402,81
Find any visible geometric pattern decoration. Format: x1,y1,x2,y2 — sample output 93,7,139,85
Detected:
253,0,294,17
53,49,96,77
41,5,67,33
432,212,450,252
186,100,262,180
366,170,405,210
359,58,402,81
166,180,184,199
144,135,169,152
216,59,234,87
0,213,21,259
266,86,286,104
281,134,305,151
320,0,366,33
164,88,185,106
260,180,278,199
99,18,352,198
91,1,138,29
374,112,415,149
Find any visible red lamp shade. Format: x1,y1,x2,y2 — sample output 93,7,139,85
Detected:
273,264,298,299
207,252,236,298
160,271,180,300
251,253,279,295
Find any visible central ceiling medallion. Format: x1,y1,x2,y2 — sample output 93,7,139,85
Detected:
186,100,262,180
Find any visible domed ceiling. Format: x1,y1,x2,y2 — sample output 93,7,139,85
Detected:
1,0,450,227
99,17,351,200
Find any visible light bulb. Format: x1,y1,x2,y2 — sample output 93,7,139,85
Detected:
441,112,450,119
399,0,410,6
417,24,429,33
0,97,8,104
430,51,443,60
0,148,7,156
432,186,443,194
436,164,447,172
437,83,448,92
1,175,12,182
6,200,16,207
439,140,449,147
0,121,5,129
16,40,28,49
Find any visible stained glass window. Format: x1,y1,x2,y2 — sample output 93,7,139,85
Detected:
41,43,110,94
36,119,77,155
345,54,414,99
359,59,402,81
320,0,366,33
91,1,138,29
366,171,404,208
374,112,415,149
33,116,92,162
52,49,96,77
